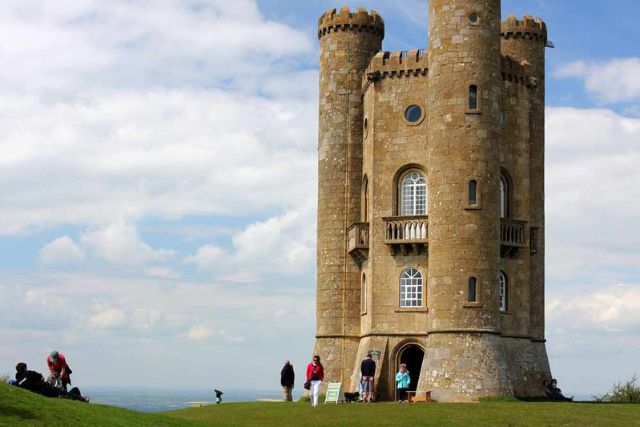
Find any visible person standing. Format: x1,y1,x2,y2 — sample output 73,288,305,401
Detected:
47,351,71,391
280,360,295,402
360,353,376,402
395,364,410,403
306,355,324,407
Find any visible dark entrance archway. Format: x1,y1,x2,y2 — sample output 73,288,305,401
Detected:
398,345,424,395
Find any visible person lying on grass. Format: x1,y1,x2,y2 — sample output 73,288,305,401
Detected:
15,363,89,402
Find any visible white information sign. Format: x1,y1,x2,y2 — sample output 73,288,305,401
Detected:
324,382,344,404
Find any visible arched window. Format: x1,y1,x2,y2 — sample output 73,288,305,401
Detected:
468,277,477,303
500,174,509,218
361,274,367,314
468,180,478,205
499,271,508,312
400,268,423,308
469,85,478,110
400,171,427,216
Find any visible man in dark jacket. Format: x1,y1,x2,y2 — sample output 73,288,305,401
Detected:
360,353,376,402
280,360,295,402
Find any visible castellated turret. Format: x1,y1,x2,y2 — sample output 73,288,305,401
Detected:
313,1,552,402
315,7,384,385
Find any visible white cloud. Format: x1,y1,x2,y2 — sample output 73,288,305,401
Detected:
89,307,127,329
187,324,246,343
24,289,65,310
38,236,86,265
549,284,640,333
0,90,316,235
187,324,211,341
0,0,312,94
546,107,640,285
81,221,174,266
0,0,317,236
145,266,181,280
555,58,640,104
184,244,228,272
185,199,316,279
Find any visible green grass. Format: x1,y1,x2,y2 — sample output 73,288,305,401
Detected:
0,382,196,426
3,382,640,426
164,400,640,427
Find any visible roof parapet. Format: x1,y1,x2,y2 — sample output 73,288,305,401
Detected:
364,49,428,88
318,7,385,40
501,15,547,43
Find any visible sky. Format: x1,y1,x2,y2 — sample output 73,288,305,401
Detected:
0,0,639,395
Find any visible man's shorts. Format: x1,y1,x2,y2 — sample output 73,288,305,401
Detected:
361,376,375,393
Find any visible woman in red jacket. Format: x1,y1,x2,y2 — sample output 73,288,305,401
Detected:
306,355,324,407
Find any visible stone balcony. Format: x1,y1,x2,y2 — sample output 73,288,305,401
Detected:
383,215,429,256
500,218,527,258
347,222,369,264
350,216,525,259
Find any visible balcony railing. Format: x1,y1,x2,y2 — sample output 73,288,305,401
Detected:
347,222,369,263
500,219,526,247
500,218,526,257
383,215,428,255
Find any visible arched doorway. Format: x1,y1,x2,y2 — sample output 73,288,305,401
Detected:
398,344,424,395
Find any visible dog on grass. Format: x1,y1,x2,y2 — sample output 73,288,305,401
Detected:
344,392,360,403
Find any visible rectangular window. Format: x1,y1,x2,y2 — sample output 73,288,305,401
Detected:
468,180,477,205
469,85,478,110
468,277,477,303
400,270,423,308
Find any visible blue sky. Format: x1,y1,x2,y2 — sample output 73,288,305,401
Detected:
0,0,639,395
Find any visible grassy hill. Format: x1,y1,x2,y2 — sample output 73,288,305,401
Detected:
0,383,195,426
2,382,640,426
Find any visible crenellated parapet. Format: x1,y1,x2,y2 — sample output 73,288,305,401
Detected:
364,49,428,88
501,15,547,43
318,7,384,40
501,55,536,88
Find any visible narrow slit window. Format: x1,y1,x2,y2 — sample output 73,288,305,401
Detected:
468,180,477,205
469,85,478,110
361,274,367,314
530,227,539,254
468,277,477,303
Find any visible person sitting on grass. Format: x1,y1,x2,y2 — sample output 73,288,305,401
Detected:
15,363,89,402
395,364,410,403
544,379,573,402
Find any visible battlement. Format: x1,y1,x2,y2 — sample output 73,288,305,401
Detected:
501,15,547,43
318,7,384,40
364,49,428,88
501,55,536,88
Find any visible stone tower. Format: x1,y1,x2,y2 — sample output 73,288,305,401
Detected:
313,0,552,402
315,7,384,384
423,0,510,400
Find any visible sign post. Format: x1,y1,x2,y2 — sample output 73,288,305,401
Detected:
324,382,344,404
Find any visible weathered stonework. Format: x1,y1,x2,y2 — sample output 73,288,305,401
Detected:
314,1,552,402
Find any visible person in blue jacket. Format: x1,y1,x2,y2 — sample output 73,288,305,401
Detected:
395,364,410,403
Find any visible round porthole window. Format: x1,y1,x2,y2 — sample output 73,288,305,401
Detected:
405,105,422,123
468,13,479,24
